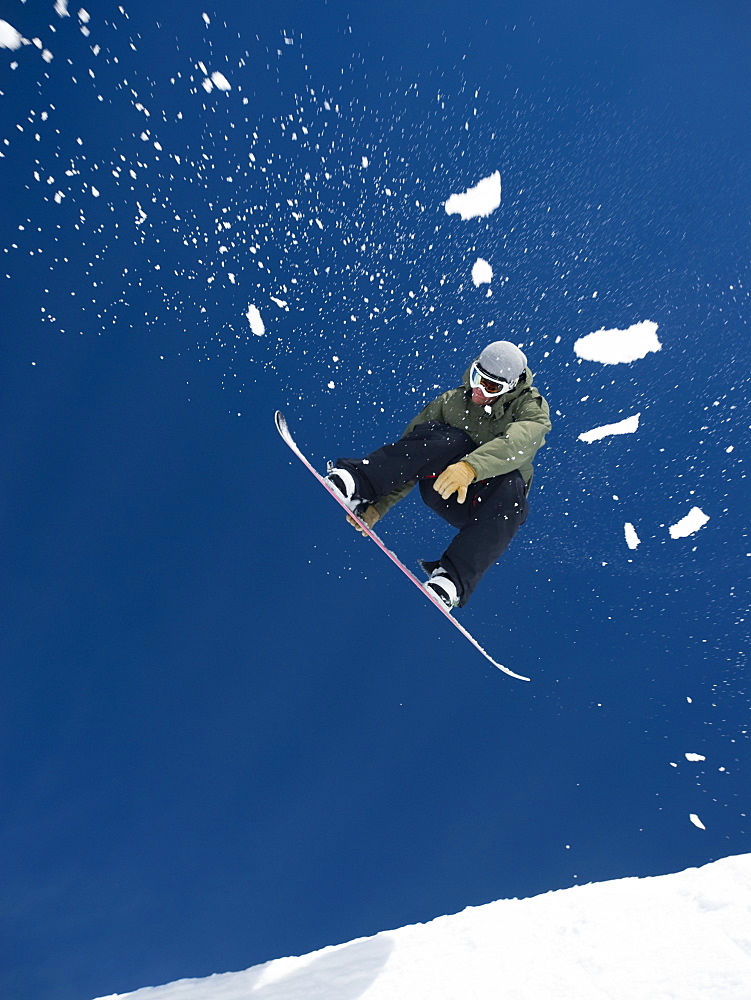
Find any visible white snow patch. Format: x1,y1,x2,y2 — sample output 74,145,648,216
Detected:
471,258,493,286
54,0,70,17
245,305,265,336
211,71,231,91
270,296,288,310
444,171,501,220
578,413,640,444
574,321,661,365
91,854,751,1000
624,522,640,550
361,156,369,168
685,753,706,762
78,8,90,23
0,19,23,49
689,813,707,830
669,506,710,539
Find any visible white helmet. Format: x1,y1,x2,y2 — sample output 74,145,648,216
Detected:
470,341,527,397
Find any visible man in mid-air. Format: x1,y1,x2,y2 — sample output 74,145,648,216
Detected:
326,340,552,609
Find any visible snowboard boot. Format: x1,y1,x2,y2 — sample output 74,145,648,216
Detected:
425,568,460,610
418,558,442,577
325,464,364,513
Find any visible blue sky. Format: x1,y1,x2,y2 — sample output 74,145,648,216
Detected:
1,1,749,998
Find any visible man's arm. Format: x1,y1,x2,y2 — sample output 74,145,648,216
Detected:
466,394,552,481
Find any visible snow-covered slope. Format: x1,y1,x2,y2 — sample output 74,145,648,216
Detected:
96,854,751,1000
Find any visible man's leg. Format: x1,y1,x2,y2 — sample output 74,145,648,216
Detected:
420,471,529,606
335,422,476,502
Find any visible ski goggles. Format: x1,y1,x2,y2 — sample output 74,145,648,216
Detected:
469,360,517,397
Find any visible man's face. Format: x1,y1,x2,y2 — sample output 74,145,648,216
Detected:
469,361,512,405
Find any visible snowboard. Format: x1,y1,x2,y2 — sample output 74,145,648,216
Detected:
275,411,530,682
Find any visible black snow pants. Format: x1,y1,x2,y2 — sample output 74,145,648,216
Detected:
336,422,529,606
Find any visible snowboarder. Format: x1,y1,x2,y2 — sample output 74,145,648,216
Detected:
326,341,552,609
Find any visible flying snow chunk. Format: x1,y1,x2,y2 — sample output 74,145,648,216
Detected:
578,413,640,444
624,522,640,550
471,258,493,286
685,753,706,762
574,321,661,365
689,813,706,830
669,507,710,539
54,0,70,16
0,19,23,49
246,305,265,336
211,71,231,91
444,171,501,220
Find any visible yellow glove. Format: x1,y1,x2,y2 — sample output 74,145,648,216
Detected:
346,505,381,536
433,461,476,504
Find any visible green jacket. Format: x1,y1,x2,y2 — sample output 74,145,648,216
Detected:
372,366,552,518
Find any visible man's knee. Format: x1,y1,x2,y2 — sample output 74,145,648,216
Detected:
473,471,528,522
405,422,475,450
